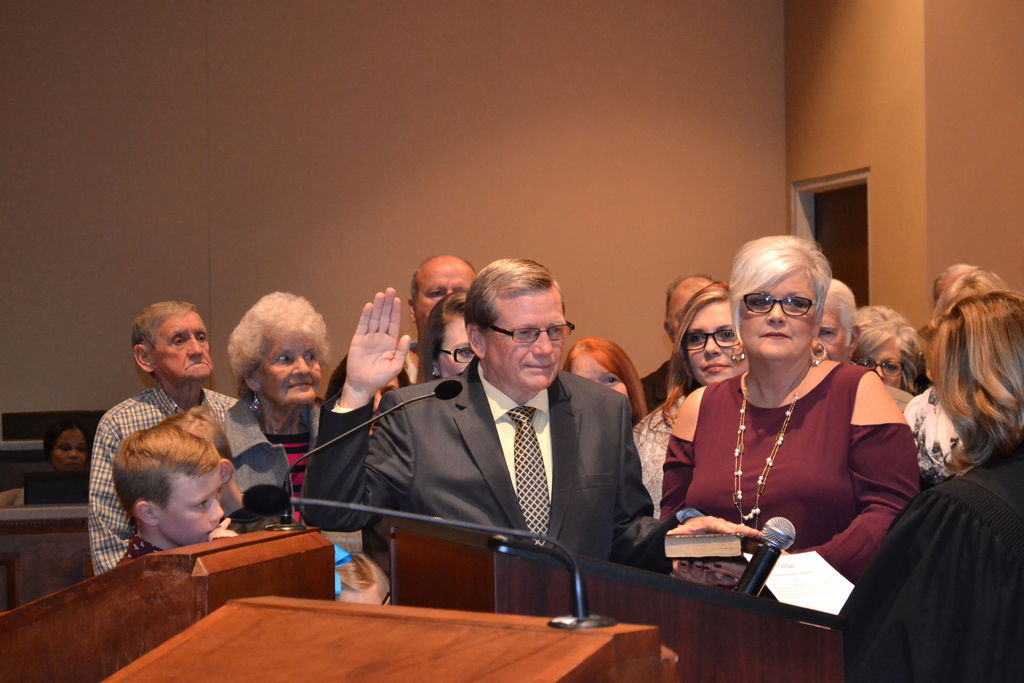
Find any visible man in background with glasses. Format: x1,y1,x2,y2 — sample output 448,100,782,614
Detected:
305,258,677,570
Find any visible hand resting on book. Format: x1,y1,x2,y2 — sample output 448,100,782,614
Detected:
666,515,761,588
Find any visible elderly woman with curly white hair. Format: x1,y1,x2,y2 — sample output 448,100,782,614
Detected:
662,235,919,584
224,292,329,506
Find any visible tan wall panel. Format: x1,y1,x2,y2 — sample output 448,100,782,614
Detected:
1,1,784,414
0,1,212,412
923,1,1024,296
785,0,929,325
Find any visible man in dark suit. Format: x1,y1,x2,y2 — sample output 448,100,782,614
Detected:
305,259,676,569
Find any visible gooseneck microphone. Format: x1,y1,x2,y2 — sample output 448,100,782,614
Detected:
263,380,463,531
242,486,617,630
735,516,796,597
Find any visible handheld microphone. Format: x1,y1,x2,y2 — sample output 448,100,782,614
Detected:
735,517,796,597
260,380,463,531
241,486,617,630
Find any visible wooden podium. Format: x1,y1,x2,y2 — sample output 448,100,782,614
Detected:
110,596,675,681
0,503,90,610
385,519,845,683
0,529,333,682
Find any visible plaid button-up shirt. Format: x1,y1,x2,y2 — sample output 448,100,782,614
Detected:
87,383,235,574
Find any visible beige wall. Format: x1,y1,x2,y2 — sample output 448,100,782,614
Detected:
1,1,786,414
785,0,929,325
785,0,1024,325
924,1,1024,294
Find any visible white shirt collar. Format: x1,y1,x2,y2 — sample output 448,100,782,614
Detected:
478,364,550,422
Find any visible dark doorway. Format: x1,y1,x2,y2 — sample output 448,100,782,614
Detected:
813,183,869,305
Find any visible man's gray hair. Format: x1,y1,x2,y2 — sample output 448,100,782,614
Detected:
465,258,563,329
131,301,198,348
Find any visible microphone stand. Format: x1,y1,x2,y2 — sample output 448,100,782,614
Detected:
292,495,617,630
265,475,304,531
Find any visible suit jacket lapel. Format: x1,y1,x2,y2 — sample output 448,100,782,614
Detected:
547,374,578,540
454,363,526,529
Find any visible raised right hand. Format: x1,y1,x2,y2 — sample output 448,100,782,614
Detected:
339,288,411,410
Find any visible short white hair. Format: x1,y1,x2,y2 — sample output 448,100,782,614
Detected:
227,292,329,398
825,279,857,339
729,235,831,330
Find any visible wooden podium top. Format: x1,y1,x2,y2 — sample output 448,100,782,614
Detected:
111,596,674,682
1,529,334,683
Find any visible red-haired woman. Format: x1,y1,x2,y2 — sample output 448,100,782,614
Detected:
563,336,646,426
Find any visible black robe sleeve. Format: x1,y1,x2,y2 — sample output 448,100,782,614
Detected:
841,457,1024,683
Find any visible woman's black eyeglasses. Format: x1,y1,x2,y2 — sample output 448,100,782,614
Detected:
742,293,814,317
439,346,475,363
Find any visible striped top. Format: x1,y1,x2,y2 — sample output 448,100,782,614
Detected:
265,432,311,495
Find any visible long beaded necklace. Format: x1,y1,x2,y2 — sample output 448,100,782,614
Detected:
732,387,800,527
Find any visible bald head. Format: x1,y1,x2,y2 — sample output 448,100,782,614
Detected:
664,274,714,341
409,255,476,338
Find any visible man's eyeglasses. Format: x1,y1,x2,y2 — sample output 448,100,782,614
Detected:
683,329,740,351
853,357,902,377
743,293,814,317
490,322,576,344
439,346,475,364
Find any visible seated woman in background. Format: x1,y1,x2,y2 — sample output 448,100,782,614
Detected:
907,267,1009,488
224,292,329,508
851,305,921,410
416,292,473,381
44,419,92,473
563,336,646,426
0,419,93,506
662,235,918,584
843,290,1024,683
634,282,747,516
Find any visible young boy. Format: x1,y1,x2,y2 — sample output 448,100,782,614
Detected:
163,406,244,517
113,421,236,566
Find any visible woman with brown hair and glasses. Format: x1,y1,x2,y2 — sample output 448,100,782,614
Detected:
634,282,747,516
417,292,473,381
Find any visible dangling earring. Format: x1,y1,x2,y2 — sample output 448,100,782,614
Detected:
810,341,827,367
730,345,747,365
249,393,261,412
432,362,440,379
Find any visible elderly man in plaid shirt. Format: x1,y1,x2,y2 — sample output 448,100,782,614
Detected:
88,301,235,574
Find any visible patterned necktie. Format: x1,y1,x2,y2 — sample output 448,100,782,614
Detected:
506,405,549,540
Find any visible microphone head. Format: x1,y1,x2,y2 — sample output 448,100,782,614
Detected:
433,379,463,400
242,484,290,516
762,516,796,550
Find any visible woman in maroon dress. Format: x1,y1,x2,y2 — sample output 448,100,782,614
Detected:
662,235,919,583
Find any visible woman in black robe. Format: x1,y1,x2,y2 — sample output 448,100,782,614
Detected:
842,290,1024,682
